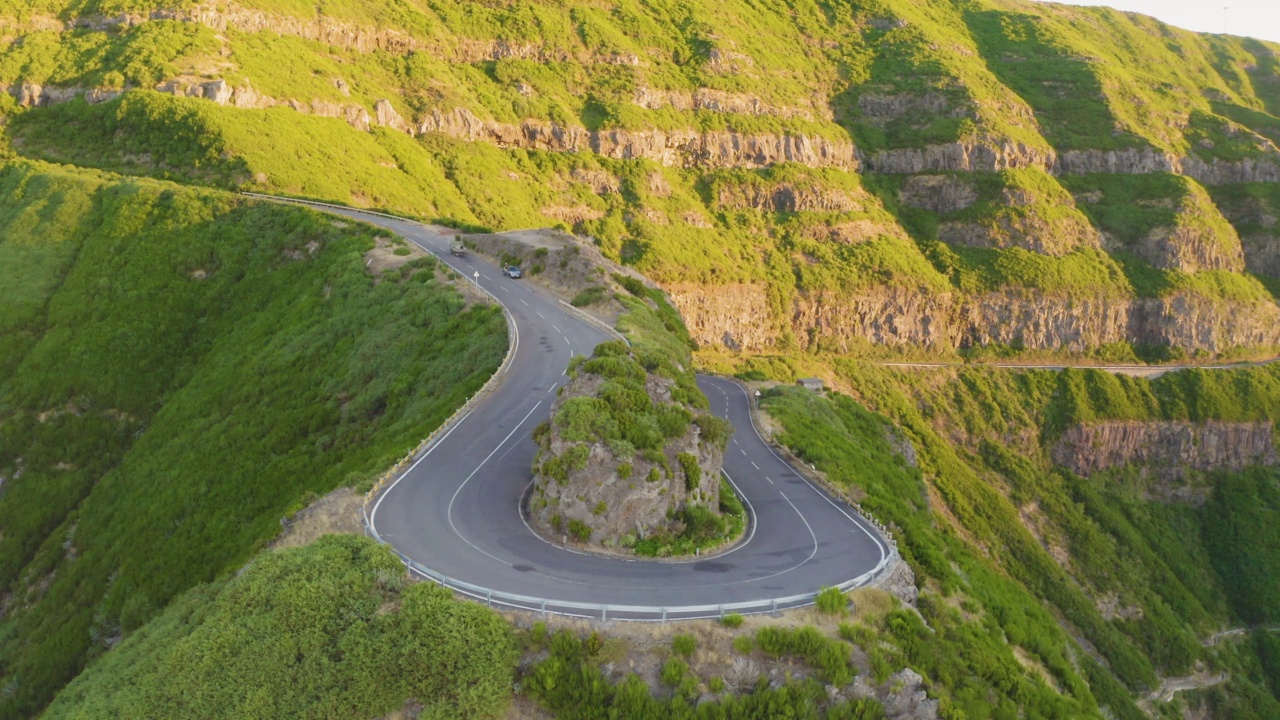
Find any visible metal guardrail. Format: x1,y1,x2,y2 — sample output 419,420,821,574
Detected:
244,192,902,621
364,511,899,622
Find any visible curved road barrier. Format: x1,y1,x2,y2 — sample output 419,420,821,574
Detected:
245,194,896,620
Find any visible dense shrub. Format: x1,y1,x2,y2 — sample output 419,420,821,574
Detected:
755,627,855,686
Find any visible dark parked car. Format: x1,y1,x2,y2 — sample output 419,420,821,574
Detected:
503,265,522,279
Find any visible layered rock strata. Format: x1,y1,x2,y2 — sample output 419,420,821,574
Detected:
670,284,1280,355
1052,421,1279,481
863,138,1280,187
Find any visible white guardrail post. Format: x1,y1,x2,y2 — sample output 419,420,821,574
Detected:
244,192,902,622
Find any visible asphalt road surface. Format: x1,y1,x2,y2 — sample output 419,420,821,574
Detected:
280,200,891,618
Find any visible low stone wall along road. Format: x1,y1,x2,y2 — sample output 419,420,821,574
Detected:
254,196,893,619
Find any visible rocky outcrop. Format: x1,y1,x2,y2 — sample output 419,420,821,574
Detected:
182,3,420,54
1054,147,1180,175
939,210,1101,256
1052,421,1279,483
961,289,1131,352
10,82,82,108
1132,291,1280,353
527,351,726,551
13,77,849,170
1179,154,1280,186
793,286,959,351
856,92,955,126
152,79,373,130
1121,220,1245,274
928,181,1102,256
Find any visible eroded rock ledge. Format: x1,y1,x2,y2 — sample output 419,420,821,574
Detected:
7,80,857,170
670,283,1280,356
1051,421,1279,482
866,140,1280,187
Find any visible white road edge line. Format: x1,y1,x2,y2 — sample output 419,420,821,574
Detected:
778,491,819,565
445,402,545,567
369,410,472,537
717,377,888,564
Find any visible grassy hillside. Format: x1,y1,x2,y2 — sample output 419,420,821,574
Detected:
0,160,506,719
5,0,1280,358
41,535,518,720
1,0,1280,716
694,352,1280,717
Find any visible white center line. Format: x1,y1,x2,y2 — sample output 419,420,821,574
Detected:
536,311,546,319
750,461,760,470
548,384,557,393
563,336,571,346
500,285,510,293
739,448,746,455
765,477,774,485
520,299,529,306
552,325,562,334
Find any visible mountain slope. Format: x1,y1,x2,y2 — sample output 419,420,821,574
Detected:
0,160,506,719
4,0,1280,360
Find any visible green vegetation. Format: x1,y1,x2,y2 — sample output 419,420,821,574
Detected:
815,586,849,616
569,285,608,307
720,613,744,629
5,0,1279,359
527,629,885,719
743,359,1280,716
554,342,698,453
631,478,745,557
0,160,506,719
3,0,1280,715
42,536,518,720
671,633,696,658
755,626,855,686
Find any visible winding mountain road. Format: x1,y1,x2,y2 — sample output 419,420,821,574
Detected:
280,199,892,619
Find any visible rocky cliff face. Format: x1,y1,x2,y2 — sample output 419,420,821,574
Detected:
417,107,858,170
865,139,1056,175
672,282,1280,355
863,136,1280,187
635,86,824,121
1118,221,1245,274
1241,234,1280,278
899,175,978,214
714,181,865,213
7,79,856,170
667,284,779,351
1052,421,1279,486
